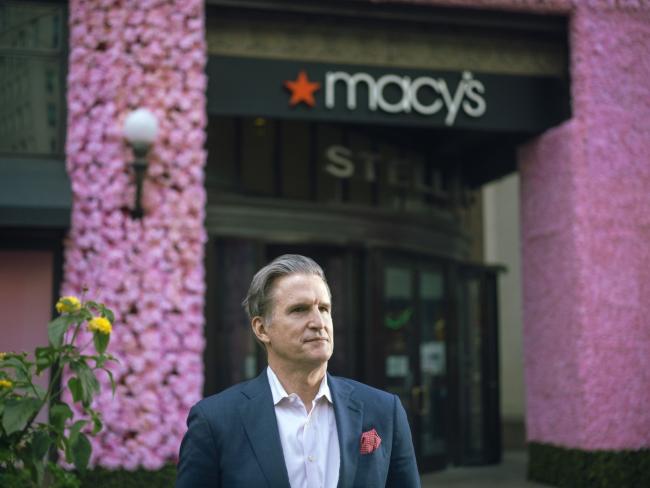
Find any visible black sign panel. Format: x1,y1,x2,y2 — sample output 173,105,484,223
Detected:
207,55,569,134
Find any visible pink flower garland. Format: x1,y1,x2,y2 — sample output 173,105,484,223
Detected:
62,0,207,470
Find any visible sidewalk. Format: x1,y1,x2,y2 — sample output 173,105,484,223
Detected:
421,451,549,488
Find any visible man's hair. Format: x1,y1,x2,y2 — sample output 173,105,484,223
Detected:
242,254,330,321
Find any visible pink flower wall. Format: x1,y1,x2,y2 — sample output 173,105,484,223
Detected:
62,0,207,469
414,0,650,451
519,6,650,449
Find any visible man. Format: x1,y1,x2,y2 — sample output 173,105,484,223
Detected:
176,254,420,487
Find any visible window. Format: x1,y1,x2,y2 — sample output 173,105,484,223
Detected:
45,69,55,93
47,102,56,128
0,2,65,156
205,116,472,217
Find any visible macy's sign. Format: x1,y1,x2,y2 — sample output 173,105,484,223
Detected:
324,70,486,126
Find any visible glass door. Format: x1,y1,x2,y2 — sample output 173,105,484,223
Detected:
369,253,450,471
456,266,501,465
380,262,416,417
416,266,449,469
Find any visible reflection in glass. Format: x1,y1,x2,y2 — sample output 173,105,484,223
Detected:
383,266,413,411
419,271,447,457
0,4,64,155
220,240,258,387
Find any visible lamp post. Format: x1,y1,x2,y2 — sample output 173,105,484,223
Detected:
123,108,159,219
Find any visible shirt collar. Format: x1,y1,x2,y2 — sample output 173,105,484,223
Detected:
266,366,333,406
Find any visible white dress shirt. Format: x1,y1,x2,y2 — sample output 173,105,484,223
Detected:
267,367,341,488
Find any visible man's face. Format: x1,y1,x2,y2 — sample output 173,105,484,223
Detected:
257,273,334,369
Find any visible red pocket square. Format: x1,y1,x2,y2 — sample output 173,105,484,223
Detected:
360,428,382,454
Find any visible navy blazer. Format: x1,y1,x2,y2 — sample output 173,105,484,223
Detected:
176,371,420,487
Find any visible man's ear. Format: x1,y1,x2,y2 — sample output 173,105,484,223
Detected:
252,316,271,345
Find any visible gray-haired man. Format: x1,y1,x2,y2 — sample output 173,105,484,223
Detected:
176,254,420,488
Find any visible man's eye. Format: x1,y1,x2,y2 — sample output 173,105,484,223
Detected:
319,306,330,313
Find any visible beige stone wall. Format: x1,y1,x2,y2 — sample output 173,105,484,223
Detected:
207,16,566,76
482,174,525,440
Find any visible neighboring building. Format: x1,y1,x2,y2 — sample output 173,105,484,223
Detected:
1,1,649,485
0,3,63,155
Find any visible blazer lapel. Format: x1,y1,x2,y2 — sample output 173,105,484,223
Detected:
239,372,291,488
329,374,363,488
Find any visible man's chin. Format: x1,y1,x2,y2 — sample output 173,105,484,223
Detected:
304,346,333,363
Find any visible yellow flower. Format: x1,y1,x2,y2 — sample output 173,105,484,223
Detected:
0,352,6,361
56,296,81,314
0,379,13,389
88,316,112,335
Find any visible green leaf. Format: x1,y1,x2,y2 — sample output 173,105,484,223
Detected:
103,308,115,324
50,403,73,433
35,347,54,374
71,432,91,471
72,362,99,406
3,357,31,382
31,430,51,462
35,346,51,358
35,357,51,375
68,377,83,403
32,383,47,401
23,456,42,486
68,419,88,445
90,410,103,435
2,397,41,435
93,331,109,354
48,316,69,347
103,368,116,397
61,434,73,464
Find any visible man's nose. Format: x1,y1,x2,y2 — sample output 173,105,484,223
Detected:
307,307,326,328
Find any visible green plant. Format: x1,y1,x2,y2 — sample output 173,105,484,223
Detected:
0,295,117,487
528,442,650,488
78,463,177,488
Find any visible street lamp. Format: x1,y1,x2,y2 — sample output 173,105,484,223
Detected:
123,108,159,219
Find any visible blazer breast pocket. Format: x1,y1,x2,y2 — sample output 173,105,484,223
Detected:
355,444,389,487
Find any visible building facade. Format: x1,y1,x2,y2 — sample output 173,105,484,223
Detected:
1,0,649,484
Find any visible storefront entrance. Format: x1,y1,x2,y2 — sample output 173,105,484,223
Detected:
202,0,570,472
203,237,500,471
365,250,501,469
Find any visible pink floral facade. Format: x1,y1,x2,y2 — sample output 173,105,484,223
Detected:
420,0,650,453
425,0,650,452
62,0,207,469
519,3,650,450
60,0,650,472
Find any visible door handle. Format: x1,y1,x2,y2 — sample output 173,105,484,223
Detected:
411,385,430,416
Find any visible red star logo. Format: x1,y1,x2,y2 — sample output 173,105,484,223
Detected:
284,71,321,107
